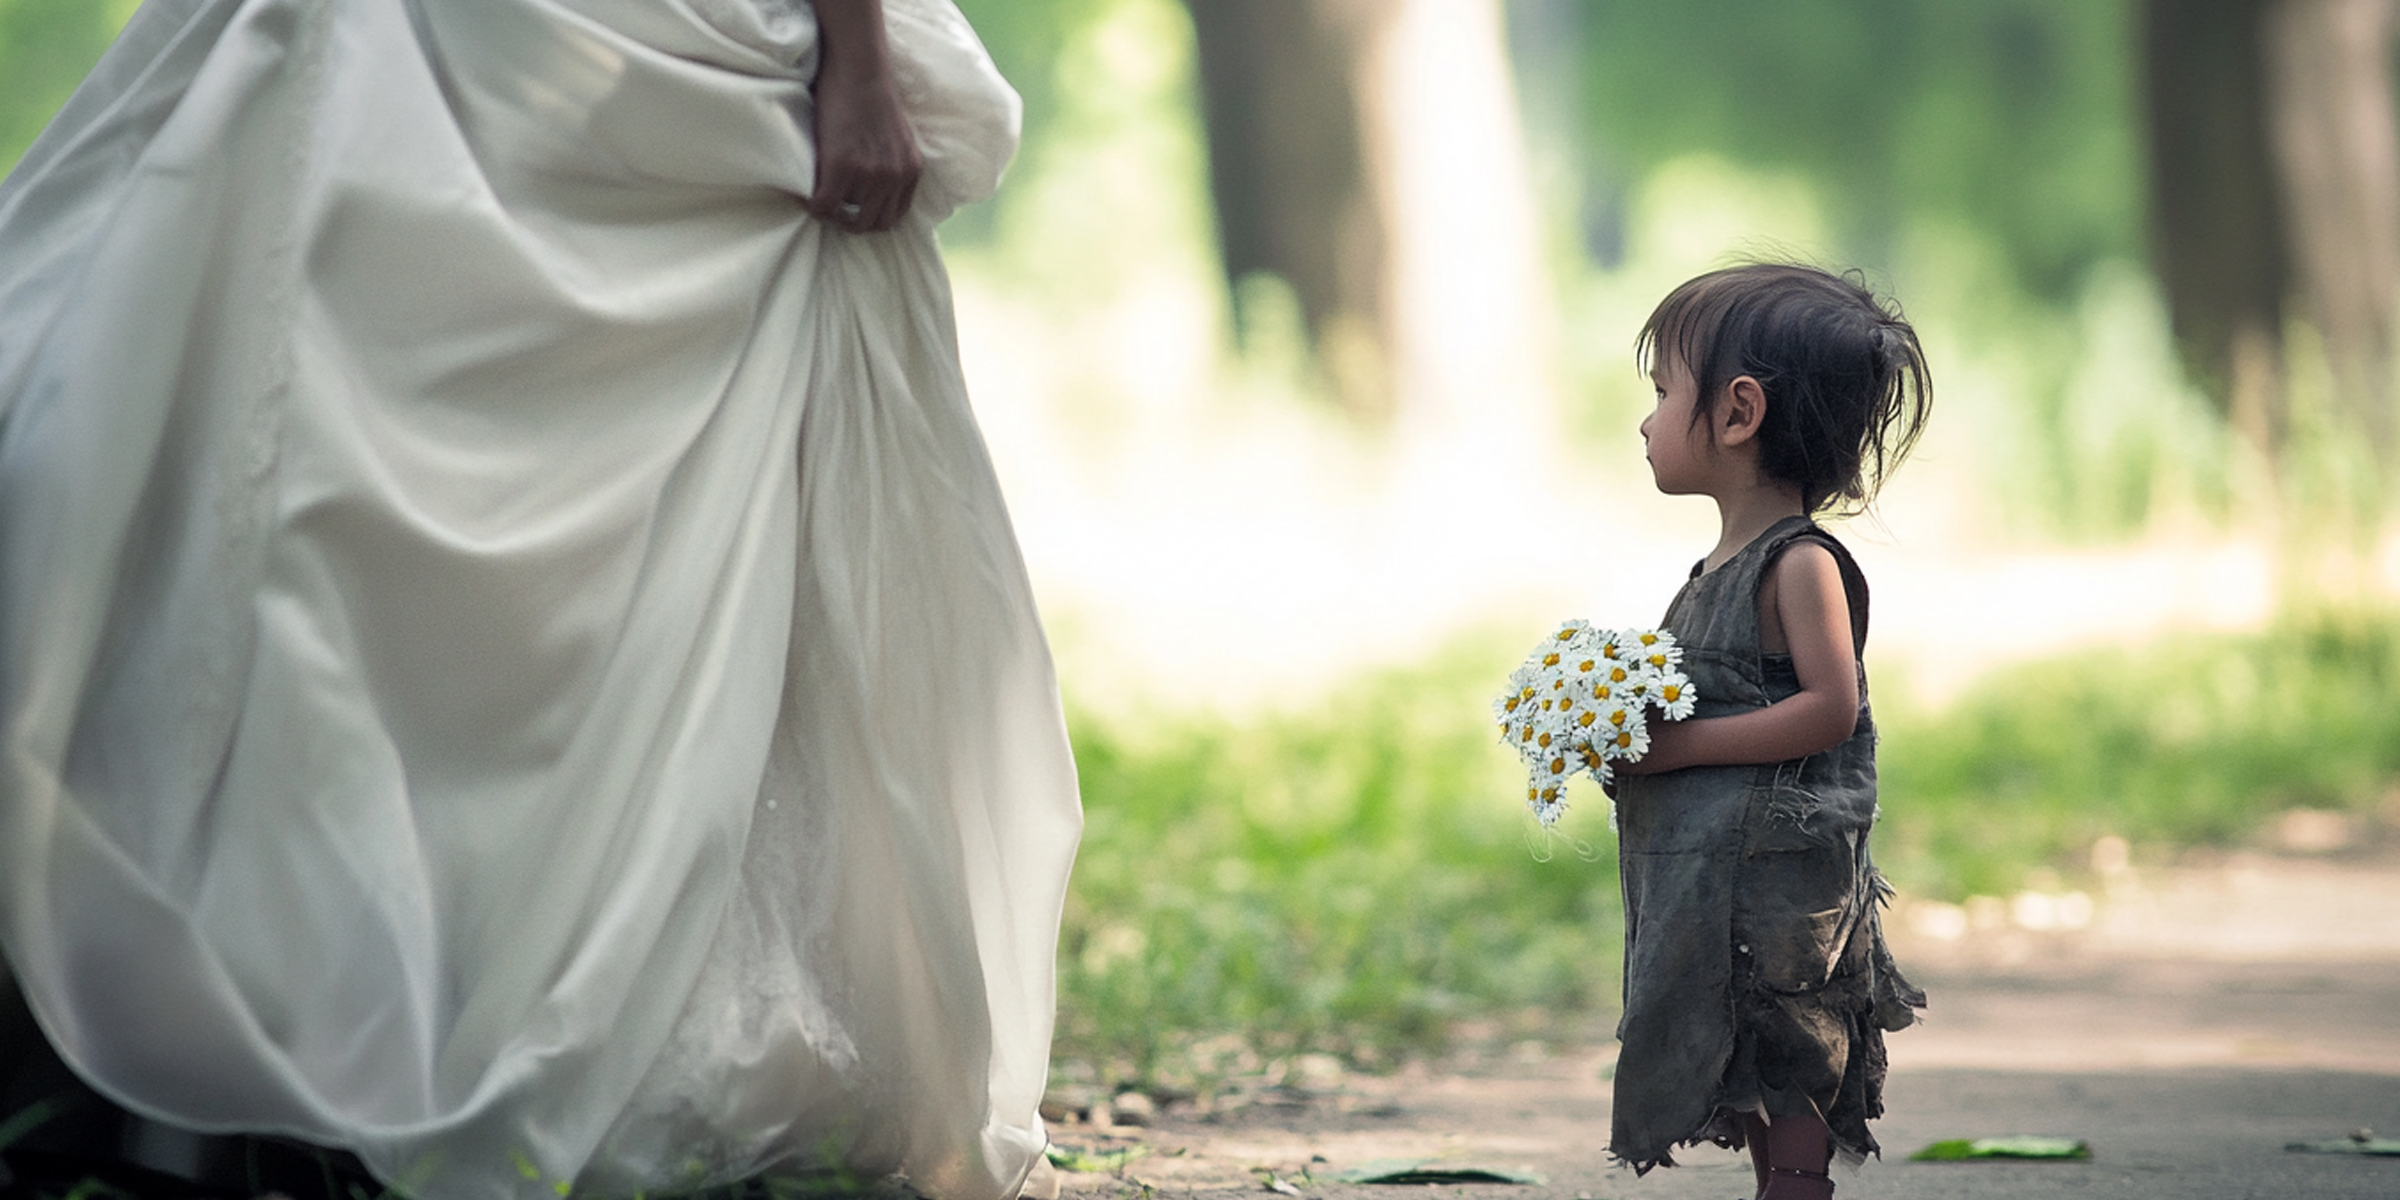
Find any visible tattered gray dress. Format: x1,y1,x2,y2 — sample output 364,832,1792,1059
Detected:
1609,517,1925,1171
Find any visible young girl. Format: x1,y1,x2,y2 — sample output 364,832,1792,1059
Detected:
1610,264,1932,1200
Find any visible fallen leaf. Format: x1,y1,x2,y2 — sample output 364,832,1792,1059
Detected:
2285,1130,2400,1156
1046,1144,1152,1173
1909,1136,2091,1161
1329,1158,1544,1184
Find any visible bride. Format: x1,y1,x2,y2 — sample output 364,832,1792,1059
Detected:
0,0,1082,1197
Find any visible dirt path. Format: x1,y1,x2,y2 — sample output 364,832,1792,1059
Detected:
1043,854,2400,1200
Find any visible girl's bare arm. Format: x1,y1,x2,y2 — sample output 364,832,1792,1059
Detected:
1621,542,1860,774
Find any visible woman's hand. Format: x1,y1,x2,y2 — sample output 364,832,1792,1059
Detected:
807,0,921,232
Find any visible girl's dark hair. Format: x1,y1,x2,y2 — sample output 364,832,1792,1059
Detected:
1636,263,1932,516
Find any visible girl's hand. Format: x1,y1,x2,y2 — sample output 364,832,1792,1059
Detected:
807,0,921,232
1620,720,1692,775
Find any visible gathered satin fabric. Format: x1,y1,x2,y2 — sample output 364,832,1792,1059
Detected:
0,0,1083,1196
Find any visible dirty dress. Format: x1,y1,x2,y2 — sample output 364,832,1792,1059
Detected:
0,1,1083,1198
1609,517,1924,1171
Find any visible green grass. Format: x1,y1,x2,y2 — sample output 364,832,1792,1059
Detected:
1053,641,1624,1088
1051,610,2400,1084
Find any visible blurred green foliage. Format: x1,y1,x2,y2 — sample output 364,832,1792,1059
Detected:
1524,0,2140,301
1877,610,2400,898
1512,0,2218,543
0,0,127,171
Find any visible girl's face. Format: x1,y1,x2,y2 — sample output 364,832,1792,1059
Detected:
1639,354,1711,495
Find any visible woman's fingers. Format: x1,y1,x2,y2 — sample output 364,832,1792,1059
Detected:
806,55,922,230
808,129,920,231
809,141,920,233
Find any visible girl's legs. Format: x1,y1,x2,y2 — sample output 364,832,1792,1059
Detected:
1736,1112,1771,1198
1757,1110,1833,1199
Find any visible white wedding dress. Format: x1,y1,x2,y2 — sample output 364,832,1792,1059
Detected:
0,0,1081,1197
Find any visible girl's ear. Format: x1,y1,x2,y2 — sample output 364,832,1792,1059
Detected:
1717,376,1767,447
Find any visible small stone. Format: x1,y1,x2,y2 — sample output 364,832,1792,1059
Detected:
1292,1053,1346,1091
1040,1086,1095,1124
2275,808,2356,854
1109,1091,1157,1126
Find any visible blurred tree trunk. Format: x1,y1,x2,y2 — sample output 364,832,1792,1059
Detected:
2265,0,2400,456
1183,0,1552,438
1185,0,1395,416
2144,0,2400,461
2142,0,2290,454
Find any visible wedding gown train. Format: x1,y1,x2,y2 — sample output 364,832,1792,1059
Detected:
0,0,1082,1197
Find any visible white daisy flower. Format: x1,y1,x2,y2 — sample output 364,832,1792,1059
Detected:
1527,785,1568,828
1604,713,1652,760
1594,630,1626,662
1579,749,1613,786
1632,629,1684,668
1591,698,1641,757
1493,685,1529,729
1655,676,1697,720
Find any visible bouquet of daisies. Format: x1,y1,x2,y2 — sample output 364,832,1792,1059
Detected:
1494,620,1697,827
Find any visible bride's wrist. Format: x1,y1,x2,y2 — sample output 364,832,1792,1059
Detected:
812,0,894,84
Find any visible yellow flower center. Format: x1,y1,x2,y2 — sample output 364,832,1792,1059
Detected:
1542,652,1560,666
1578,711,1597,727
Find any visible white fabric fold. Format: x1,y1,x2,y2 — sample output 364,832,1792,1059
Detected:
0,1,1080,1197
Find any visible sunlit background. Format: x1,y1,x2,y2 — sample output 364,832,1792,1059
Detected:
8,0,2400,1085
